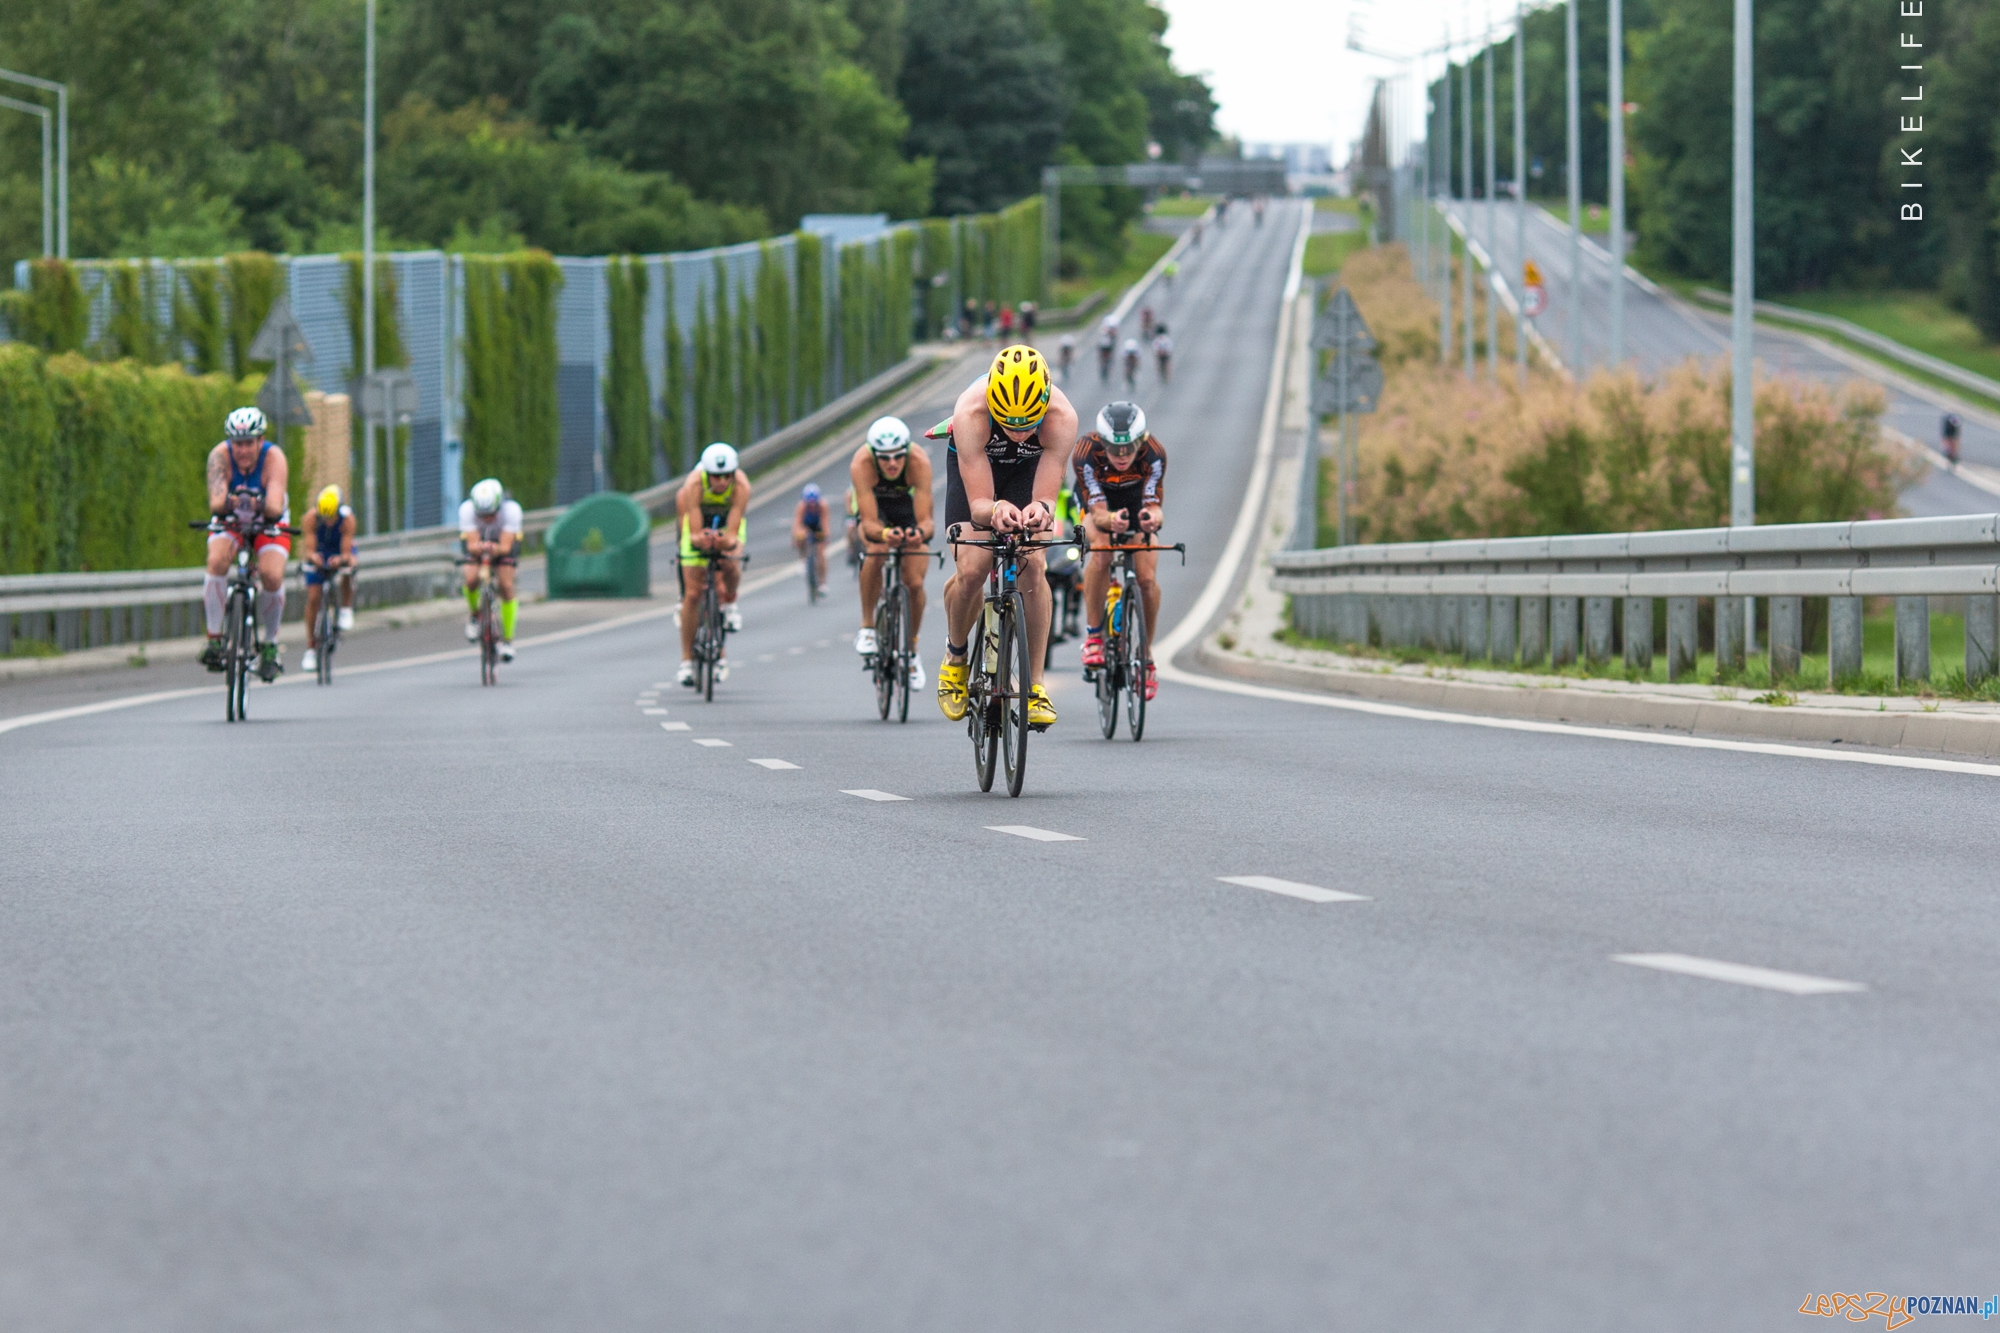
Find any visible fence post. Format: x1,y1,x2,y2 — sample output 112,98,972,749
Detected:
1519,595,1547,666
1967,594,1998,685
1490,595,1517,665
1714,595,1745,674
1583,596,1613,664
1439,595,1460,652
1768,595,1802,680
1828,596,1864,685
1622,596,1652,672
1894,596,1929,687
1666,597,1698,681
1550,596,1578,666
1462,594,1488,660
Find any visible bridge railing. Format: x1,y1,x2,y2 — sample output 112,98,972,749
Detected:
1269,514,2000,686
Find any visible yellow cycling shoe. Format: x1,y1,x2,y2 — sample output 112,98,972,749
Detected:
1027,683,1057,729
937,660,970,721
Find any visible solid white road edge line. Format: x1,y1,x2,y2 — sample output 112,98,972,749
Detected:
1148,198,1309,671
986,825,1083,842
1611,953,1867,995
0,686,211,736
1218,875,1369,904
842,788,910,802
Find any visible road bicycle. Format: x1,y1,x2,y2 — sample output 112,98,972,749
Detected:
1122,352,1140,391
678,549,746,702
1042,535,1084,667
862,543,938,723
952,527,1064,797
457,555,512,686
190,510,300,722
1083,539,1184,742
310,563,353,685
802,530,825,605
1096,342,1114,383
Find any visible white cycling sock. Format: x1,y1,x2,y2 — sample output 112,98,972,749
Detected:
259,588,284,642
203,575,226,635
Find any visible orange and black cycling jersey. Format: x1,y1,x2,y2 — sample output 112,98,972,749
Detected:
1073,432,1166,511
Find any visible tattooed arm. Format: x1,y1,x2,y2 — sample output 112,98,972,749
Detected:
206,445,229,514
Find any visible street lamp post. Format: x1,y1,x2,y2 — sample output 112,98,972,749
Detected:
1731,0,1756,644
0,68,66,259
1439,34,1453,367
1461,41,1474,379
1514,0,1528,385
0,95,52,257
362,0,379,534
1565,0,1582,375
1609,0,1626,365
1483,15,1499,381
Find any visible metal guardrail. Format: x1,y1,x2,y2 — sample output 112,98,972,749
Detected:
1692,287,2000,407
1271,515,2000,686
0,351,948,657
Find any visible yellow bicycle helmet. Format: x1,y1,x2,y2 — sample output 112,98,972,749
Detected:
316,485,342,518
985,344,1051,430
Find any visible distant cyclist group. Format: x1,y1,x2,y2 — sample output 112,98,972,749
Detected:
192,339,1175,782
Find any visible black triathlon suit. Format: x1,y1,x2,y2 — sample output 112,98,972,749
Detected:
944,421,1042,531
870,464,918,531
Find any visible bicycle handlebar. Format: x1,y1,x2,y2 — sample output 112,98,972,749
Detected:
190,518,302,536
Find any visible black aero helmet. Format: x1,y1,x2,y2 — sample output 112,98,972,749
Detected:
1096,401,1147,447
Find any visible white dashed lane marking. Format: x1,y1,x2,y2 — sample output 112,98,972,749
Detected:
1218,875,1370,904
660,721,691,732
986,825,1083,842
748,759,800,770
693,738,733,748
650,681,675,688
842,789,910,802
1612,954,1866,996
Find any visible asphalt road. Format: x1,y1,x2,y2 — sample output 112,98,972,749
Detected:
1447,197,2000,516
4,201,1996,1329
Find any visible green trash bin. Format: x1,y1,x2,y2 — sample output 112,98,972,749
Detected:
546,492,652,598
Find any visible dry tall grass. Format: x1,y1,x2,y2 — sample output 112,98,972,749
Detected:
1323,246,1912,544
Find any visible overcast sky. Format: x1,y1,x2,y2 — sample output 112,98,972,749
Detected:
1157,0,1507,156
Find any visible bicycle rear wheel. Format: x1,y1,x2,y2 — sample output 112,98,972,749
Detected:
1125,595,1148,742
1096,641,1120,740
873,590,896,719
805,542,821,604
892,584,912,724
998,592,1030,797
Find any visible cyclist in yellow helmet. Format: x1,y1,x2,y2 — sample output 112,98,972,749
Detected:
299,484,356,674
934,343,1079,729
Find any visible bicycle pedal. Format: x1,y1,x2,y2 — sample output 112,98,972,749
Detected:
1028,721,1053,733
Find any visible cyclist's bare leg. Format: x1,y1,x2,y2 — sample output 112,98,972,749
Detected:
255,546,288,643
339,568,356,609
1134,548,1162,656
495,562,517,603
943,544,996,660
859,542,888,626
717,554,741,604
900,552,929,645
679,564,711,659
205,533,237,577
1019,551,1052,687
304,583,324,647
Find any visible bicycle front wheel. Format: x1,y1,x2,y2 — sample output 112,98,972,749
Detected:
892,585,912,724
970,617,998,792
998,592,1030,797
318,602,337,684
226,589,252,722
1125,595,1148,742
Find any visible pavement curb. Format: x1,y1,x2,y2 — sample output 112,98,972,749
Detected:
1193,640,2000,758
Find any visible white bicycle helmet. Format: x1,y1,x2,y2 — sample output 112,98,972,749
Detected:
865,416,911,457
700,442,740,475
1097,402,1147,447
225,406,267,441
470,477,505,514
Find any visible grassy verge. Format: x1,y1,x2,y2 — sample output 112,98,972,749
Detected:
5,640,63,658
1770,290,2000,385
1315,197,1364,215
1303,201,1374,280
1148,194,1217,218
1278,607,1998,699
1053,227,1174,310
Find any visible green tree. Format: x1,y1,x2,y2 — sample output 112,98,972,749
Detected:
899,0,1068,217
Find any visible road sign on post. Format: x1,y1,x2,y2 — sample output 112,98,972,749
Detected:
1302,285,1384,549
249,297,315,428
354,368,418,534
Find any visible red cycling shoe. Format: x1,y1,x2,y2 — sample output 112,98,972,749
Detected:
1144,662,1159,700
1080,634,1105,668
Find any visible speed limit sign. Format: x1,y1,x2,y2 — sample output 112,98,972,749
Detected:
1523,283,1549,318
